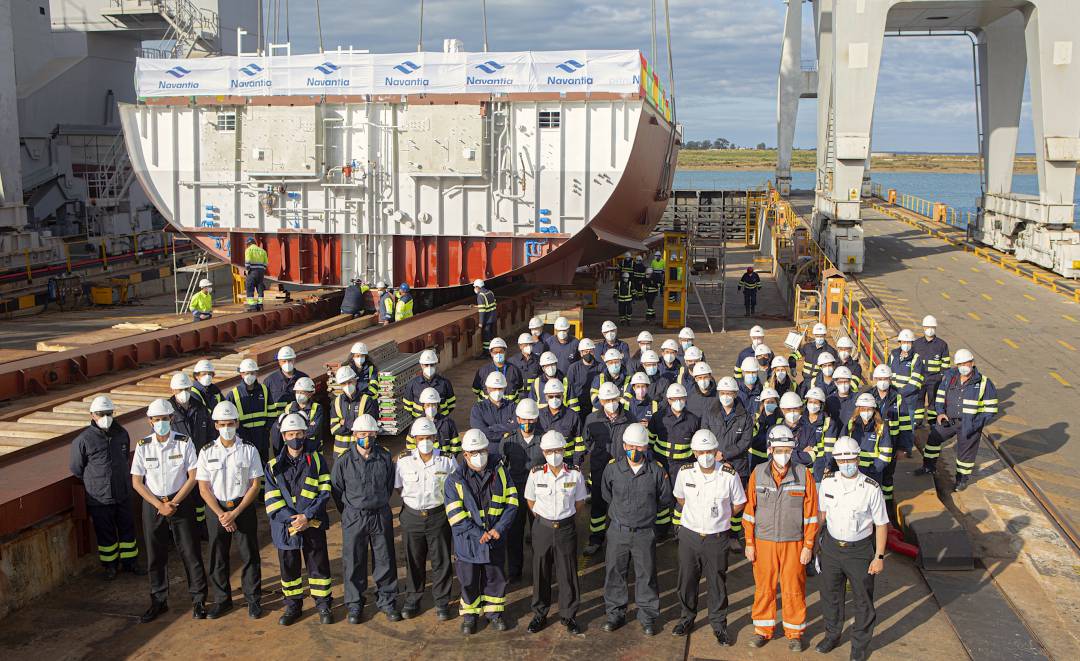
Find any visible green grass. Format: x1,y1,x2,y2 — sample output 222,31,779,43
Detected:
677,148,1041,173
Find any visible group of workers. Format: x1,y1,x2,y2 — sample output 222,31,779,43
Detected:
68,308,996,659
615,250,667,322
339,279,415,324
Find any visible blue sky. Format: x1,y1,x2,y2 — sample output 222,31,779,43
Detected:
264,0,1035,153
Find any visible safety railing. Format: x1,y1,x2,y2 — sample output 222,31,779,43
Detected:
839,288,892,369
895,192,974,229
0,231,195,284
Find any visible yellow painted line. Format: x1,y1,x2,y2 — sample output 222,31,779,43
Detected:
936,266,946,272
1049,372,1071,388
1023,293,1036,301
1014,313,1029,323
920,277,930,284
950,255,958,261
966,311,981,321
941,292,951,300
1064,314,1078,323
970,266,981,272
1059,340,1077,352
958,278,968,285
995,279,1005,286
980,293,992,302
1003,338,1019,349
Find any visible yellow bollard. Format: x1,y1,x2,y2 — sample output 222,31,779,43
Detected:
101,240,109,271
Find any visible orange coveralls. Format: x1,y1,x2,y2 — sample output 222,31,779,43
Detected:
743,463,820,640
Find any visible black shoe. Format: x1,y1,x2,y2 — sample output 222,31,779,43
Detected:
672,620,690,636
748,634,769,648
436,607,451,621
248,602,263,619
383,608,402,622
729,535,744,553
139,600,168,624
601,617,624,632
583,542,602,557
642,623,658,636
319,608,333,625
103,565,118,581
528,615,546,633
490,616,508,632
913,465,936,476
461,616,477,635
563,618,582,635
953,479,969,492
124,563,148,576
816,636,840,654
192,602,207,620
715,629,732,646
278,609,301,626
850,646,869,661
206,600,233,619
789,638,804,653
347,608,363,624
402,606,419,620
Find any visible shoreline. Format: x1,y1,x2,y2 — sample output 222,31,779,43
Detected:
674,149,1053,175
675,164,1017,174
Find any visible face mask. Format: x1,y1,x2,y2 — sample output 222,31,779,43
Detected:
639,344,651,353
758,358,770,368
353,355,366,366
697,378,712,392
546,452,564,467
281,361,294,374
286,437,305,451
607,363,621,376
807,402,821,414
242,373,257,386
860,410,874,423
581,353,594,364
625,448,643,463
719,394,734,407
543,365,557,377
416,439,434,454
670,399,685,413
744,373,758,385
958,365,972,376
468,452,488,470
662,353,676,365
488,390,503,403
355,435,372,449
838,350,850,361
493,353,505,365
519,421,535,435
343,383,357,396
751,338,763,348
95,415,113,430
764,401,778,415
603,401,620,414
840,462,859,478
198,374,213,387
774,371,787,382
153,420,171,436
772,452,791,468
633,386,648,399
924,328,936,338
697,453,716,469
424,405,439,419
422,366,436,379
531,328,542,337
644,364,659,377
557,330,569,341
821,366,834,377
877,379,891,391
900,343,912,353
814,337,825,347
219,426,237,441
521,346,533,357
837,382,851,395
296,393,311,406
784,411,801,425
174,390,190,406
547,397,562,410
604,331,617,342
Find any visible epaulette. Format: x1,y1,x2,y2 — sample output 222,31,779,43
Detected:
721,463,736,475
530,465,545,473
679,463,695,471
199,443,213,453
174,433,190,443
565,462,578,472
399,449,413,459
863,475,879,488
822,468,835,479
655,461,665,469
138,435,152,445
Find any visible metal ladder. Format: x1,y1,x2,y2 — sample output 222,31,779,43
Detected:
174,250,210,316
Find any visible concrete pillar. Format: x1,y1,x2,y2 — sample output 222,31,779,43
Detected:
776,0,803,196
1024,1,1080,216
978,11,1026,196
828,0,889,221
814,0,834,192
0,0,26,229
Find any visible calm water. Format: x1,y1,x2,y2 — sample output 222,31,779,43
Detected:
673,169,1080,227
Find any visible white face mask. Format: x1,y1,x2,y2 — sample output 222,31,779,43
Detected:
219,425,237,441
697,378,712,392
958,365,972,376
547,397,562,410
531,328,542,337
662,353,676,365
296,392,311,405
488,390,503,403
814,336,825,347
343,383,357,397
860,410,874,423
543,365,557,377
900,343,912,353
751,338,763,348
639,343,651,353
422,366,436,379
521,345,533,357
242,373,257,386
281,361,294,374
546,452,564,467
807,402,821,414
416,439,434,454
153,420,171,436
198,374,214,387
468,452,488,470
557,330,569,341
837,382,851,395
719,394,734,407
670,399,686,413
924,328,936,338
607,363,621,376
821,366,834,377
353,355,366,366
603,400,620,414
774,371,787,382
697,453,716,469
838,350,850,361
95,415,113,430
772,452,791,468
680,340,693,350
784,411,801,425
877,379,891,391
174,390,190,406
424,405,439,419
604,331,617,342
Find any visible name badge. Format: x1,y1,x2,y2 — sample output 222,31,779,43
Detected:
710,503,719,518
168,454,183,460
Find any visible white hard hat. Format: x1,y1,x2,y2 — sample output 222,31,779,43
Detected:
280,413,308,433
897,329,916,342
419,387,442,404
335,365,357,384
749,325,765,338
692,362,713,377
147,398,174,417
816,352,836,366
640,349,659,364
855,392,877,408
679,327,695,340
767,425,797,447
352,414,380,433
529,316,544,330
684,346,703,361
770,355,788,369
954,348,974,364
601,320,618,333
350,342,369,355
603,348,623,362
754,344,772,357
922,315,938,327
780,392,803,409
663,383,686,399
515,398,540,418
760,387,779,401
489,337,507,350
630,372,651,386
170,372,193,390
212,400,239,421
540,430,567,451
517,333,535,345
622,423,649,447
461,429,488,452
578,337,595,351
872,364,893,379
277,346,297,361
833,436,861,460
194,359,215,374
805,387,827,402
836,336,855,349
375,281,386,289
539,351,558,366
597,381,622,400
812,322,827,336
833,366,852,380
293,377,316,392
543,379,564,395
238,358,259,373
473,279,485,288
485,371,507,389
198,278,213,288
660,339,678,352
419,349,439,365
90,395,115,413
637,331,654,343
740,356,759,372
554,316,571,331
717,376,738,392
410,417,437,437
691,429,718,451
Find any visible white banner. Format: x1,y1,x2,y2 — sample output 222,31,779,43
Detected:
136,50,642,98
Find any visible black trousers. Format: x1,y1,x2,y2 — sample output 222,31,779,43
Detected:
925,421,981,480
819,533,877,655
588,463,609,545
506,502,533,577
400,506,453,610
604,523,659,625
457,545,507,620
481,320,497,352
743,289,758,312
644,291,657,318
206,501,261,604
342,508,398,611
244,269,265,307
142,497,207,604
531,517,580,619
618,300,633,321
88,500,138,567
278,526,332,610
677,527,731,632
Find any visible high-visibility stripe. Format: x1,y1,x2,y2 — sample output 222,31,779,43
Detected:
783,621,808,631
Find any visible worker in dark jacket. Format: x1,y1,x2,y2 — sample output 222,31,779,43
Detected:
538,379,586,465
340,278,371,317
703,376,754,543
70,394,142,579
472,337,525,402
406,388,462,454
499,398,544,581
268,377,325,456
330,365,379,457
547,317,580,374
226,358,271,461
631,256,647,301
341,341,378,397
581,382,634,556
376,282,395,325
191,359,223,412
403,349,457,417
565,337,599,417
510,333,542,392
469,371,518,444
331,414,401,624
648,382,699,533
170,372,216,527
474,279,498,353
264,346,307,417
738,266,761,316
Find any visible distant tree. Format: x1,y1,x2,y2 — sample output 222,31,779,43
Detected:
713,138,731,150
756,142,767,150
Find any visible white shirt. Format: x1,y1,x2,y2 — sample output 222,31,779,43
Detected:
131,432,198,498
818,472,889,542
525,464,587,521
394,448,456,510
196,438,264,502
673,463,747,535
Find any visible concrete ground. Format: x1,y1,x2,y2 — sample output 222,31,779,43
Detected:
0,248,968,660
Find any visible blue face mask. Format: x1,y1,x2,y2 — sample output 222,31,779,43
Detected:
519,421,534,434
355,435,371,449
839,463,859,478
764,401,778,415
744,373,758,385
645,365,658,376
625,448,643,463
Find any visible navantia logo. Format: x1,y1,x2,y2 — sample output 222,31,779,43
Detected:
308,60,349,87
240,63,263,77
159,65,199,90
314,61,341,75
393,60,421,74
547,59,592,86
166,66,192,78
232,62,271,89
555,59,584,73
474,60,504,74
468,60,513,86
384,60,428,87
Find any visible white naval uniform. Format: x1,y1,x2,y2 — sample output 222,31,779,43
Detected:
524,463,587,619
673,462,747,534
395,448,457,611
817,472,889,541
196,437,264,504
132,432,198,498
395,448,456,511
